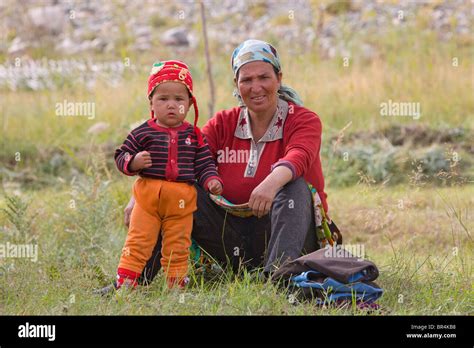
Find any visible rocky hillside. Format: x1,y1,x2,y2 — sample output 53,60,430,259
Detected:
1,0,472,59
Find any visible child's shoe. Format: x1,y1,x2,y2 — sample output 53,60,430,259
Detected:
116,267,140,289
167,276,189,289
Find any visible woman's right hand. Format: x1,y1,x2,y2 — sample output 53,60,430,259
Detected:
124,196,135,227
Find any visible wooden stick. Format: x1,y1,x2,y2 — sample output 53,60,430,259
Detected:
200,1,215,119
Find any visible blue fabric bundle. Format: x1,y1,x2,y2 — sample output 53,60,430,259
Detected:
291,270,383,305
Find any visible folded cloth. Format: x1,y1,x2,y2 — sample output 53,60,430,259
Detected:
209,194,253,217
291,270,383,304
272,246,383,305
272,246,379,284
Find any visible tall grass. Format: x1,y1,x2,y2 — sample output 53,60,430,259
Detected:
2,26,473,152
1,19,473,315
0,176,472,315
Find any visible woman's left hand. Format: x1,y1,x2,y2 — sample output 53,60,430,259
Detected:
248,180,279,218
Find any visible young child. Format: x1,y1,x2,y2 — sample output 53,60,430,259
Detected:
114,60,223,289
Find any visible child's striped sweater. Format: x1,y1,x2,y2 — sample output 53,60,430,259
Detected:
115,119,222,189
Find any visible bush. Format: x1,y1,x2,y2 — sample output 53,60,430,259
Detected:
323,125,473,187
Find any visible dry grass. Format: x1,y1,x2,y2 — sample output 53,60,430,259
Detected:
1,19,473,316
329,184,473,254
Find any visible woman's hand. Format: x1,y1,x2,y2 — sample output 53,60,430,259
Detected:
248,180,279,218
129,151,152,172
124,196,135,227
207,179,223,195
248,165,293,218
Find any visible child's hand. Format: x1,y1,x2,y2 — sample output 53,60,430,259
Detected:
129,151,152,171
207,179,223,195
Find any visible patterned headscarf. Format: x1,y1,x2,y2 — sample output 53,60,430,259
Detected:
231,39,303,106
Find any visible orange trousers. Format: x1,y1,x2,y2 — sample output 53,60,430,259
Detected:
118,177,197,280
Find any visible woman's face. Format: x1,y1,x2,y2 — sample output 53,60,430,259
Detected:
235,61,282,115
150,81,190,128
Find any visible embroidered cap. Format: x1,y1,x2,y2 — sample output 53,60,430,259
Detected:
147,60,203,145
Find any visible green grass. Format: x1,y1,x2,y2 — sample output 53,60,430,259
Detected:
1,21,473,315
1,26,472,190
2,26,473,149
0,176,472,315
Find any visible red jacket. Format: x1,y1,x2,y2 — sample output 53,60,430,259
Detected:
202,101,328,213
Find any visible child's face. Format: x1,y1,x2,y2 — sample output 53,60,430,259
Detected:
150,82,191,128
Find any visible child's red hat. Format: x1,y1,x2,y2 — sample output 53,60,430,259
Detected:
148,60,203,145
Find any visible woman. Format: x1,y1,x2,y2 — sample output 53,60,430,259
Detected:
98,39,336,294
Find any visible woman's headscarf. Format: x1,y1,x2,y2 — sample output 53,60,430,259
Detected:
231,39,303,106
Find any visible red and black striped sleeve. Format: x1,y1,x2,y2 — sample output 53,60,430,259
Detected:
115,128,143,176
194,136,222,191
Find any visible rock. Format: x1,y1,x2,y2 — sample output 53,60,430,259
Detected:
322,21,338,38
134,25,152,38
26,78,42,91
8,37,28,55
91,38,107,52
133,37,152,51
55,37,79,55
104,42,115,53
87,122,109,135
161,26,190,46
432,9,444,21
328,46,337,59
1,1,473,74
28,6,64,34
77,40,95,53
